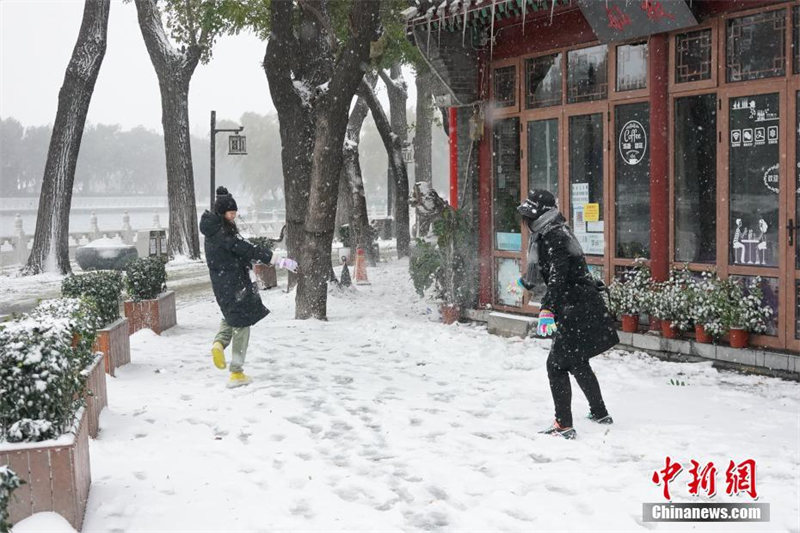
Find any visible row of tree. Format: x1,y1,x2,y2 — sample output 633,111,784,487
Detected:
1,112,446,205
24,0,442,321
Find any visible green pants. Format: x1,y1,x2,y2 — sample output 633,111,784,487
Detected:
213,319,250,373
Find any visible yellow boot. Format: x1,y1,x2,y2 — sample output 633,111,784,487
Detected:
227,372,252,388
211,341,226,370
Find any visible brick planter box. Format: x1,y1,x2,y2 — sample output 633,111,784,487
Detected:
94,317,131,376
124,290,177,335
253,263,277,290
82,354,107,438
1,408,91,531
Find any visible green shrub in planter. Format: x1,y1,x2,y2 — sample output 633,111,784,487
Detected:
62,271,124,327
31,298,101,370
607,258,651,317
689,271,726,339
0,316,85,443
0,466,23,532
649,266,694,331
409,239,441,297
125,257,167,301
719,277,773,334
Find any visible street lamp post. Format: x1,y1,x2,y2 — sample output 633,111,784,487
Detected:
210,110,246,210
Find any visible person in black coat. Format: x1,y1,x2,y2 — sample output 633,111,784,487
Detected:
516,189,618,439
199,186,297,388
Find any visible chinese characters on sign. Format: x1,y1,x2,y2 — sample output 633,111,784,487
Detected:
652,457,758,500
578,0,696,43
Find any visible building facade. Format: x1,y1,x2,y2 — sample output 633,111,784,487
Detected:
408,0,800,352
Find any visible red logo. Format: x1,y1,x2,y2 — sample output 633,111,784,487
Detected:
652,458,758,500
606,5,632,31
640,0,675,21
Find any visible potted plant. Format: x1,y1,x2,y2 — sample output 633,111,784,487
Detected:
249,236,278,289
124,257,176,334
649,266,693,339
688,271,725,344
62,271,129,375
409,208,474,324
607,258,651,333
719,277,773,348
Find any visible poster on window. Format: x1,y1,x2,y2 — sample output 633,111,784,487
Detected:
571,183,605,255
729,94,779,267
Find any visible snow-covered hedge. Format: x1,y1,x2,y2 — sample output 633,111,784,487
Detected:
62,271,124,326
0,316,86,443
30,298,101,370
125,257,167,301
0,465,23,532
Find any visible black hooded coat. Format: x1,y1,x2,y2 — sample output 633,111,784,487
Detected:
535,214,619,368
199,210,273,328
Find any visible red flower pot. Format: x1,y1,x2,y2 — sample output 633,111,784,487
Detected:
440,304,460,324
661,319,678,339
621,314,639,333
729,328,749,349
695,324,712,344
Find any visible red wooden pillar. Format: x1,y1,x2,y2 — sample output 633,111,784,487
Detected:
649,33,669,282
478,114,493,306
449,107,459,209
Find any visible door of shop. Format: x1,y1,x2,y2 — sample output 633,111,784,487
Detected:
720,85,788,349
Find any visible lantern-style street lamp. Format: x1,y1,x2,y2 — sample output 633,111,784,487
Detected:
210,110,247,210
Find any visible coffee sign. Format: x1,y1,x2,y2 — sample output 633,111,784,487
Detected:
618,120,647,165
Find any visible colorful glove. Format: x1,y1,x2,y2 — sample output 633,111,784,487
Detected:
276,257,298,273
537,309,557,337
517,277,533,290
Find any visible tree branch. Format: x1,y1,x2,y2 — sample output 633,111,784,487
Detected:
264,0,302,115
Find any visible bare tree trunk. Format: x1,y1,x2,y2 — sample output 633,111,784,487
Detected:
24,0,110,275
264,0,331,291
342,76,375,262
379,65,411,258
295,2,380,320
135,0,201,259
414,68,433,186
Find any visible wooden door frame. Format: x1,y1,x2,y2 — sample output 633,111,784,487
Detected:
786,78,800,350
719,81,788,350
563,102,612,285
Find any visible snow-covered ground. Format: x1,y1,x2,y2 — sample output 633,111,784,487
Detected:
28,259,800,532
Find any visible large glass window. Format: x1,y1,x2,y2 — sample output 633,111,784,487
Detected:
568,45,608,103
569,113,605,256
496,258,523,307
527,119,558,197
494,66,517,108
526,54,562,108
493,118,521,251
616,42,647,92
729,93,779,267
796,91,800,270
727,10,786,82
675,29,712,83
615,102,650,259
675,94,717,263
793,7,800,75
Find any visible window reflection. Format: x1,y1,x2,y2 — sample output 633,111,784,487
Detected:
526,54,562,108
568,45,608,103
493,118,521,251
616,42,647,92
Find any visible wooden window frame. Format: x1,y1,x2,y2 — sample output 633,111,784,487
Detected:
491,58,522,115
610,39,650,101
669,20,719,93
720,4,791,87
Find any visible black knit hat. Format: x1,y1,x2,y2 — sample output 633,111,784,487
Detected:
517,189,556,222
214,186,238,215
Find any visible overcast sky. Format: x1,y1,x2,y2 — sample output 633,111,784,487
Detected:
1,0,412,135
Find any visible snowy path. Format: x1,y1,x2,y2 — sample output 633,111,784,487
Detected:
81,260,799,532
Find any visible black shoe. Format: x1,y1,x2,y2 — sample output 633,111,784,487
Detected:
587,413,613,425
539,421,577,439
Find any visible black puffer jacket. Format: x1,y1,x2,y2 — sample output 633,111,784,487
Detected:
537,214,619,367
199,211,273,328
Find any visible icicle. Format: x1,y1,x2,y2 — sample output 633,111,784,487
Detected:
522,0,526,35
549,0,555,25
438,0,445,44
462,0,470,46
426,6,434,52
490,0,496,60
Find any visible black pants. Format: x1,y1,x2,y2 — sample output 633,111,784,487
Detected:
546,354,608,428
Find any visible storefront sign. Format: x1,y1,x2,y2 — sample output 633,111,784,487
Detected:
619,120,648,165
763,164,780,194
578,0,697,43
